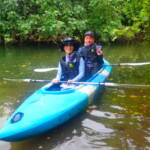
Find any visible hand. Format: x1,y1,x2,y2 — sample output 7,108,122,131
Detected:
96,49,103,55
52,78,59,84
67,80,73,83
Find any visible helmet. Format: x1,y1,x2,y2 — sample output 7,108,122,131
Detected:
84,31,95,38
60,37,80,51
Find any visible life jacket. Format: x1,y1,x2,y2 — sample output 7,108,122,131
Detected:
60,53,80,80
80,44,101,68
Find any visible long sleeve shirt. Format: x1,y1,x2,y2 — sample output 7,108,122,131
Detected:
55,56,85,82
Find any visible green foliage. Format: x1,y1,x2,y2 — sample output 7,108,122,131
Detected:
0,0,149,44
112,0,150,41
87,0,123,42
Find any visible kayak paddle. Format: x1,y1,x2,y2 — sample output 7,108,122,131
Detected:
109,62,150,66
3,78,150,88
33,62,150,72
33,67,58,72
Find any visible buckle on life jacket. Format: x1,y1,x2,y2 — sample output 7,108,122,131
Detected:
68,63,74,68
91,49,95,52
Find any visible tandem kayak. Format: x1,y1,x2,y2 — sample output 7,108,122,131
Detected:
0,59,112,142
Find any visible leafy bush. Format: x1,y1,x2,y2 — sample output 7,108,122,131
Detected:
0,0,149,44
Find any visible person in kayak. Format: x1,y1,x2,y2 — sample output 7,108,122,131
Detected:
52,37,85,89
78,31,104,79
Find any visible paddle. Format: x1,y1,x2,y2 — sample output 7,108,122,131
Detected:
33,67,58,72
109,62,150,66
33,62,150,72
3,78,150,88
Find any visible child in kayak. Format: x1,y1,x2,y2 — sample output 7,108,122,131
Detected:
78,31,104,79
52,37,85,89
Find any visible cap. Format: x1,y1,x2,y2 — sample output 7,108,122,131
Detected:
84,31,95,38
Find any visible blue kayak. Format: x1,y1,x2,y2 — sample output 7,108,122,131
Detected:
0,59,112,142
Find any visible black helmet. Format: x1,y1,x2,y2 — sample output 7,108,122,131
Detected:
60,37,80,51
84,31,95,38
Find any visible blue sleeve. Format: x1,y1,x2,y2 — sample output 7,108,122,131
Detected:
77,48,82,55
55,62,62,80
72,57,85,82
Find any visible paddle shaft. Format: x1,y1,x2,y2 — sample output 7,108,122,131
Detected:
62,81,150,88
3,78,150,88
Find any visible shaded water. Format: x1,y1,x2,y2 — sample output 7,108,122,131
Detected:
0,42,150,150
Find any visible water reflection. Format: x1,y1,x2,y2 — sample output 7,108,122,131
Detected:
90,109,124,119
82,118,114,133
145,137,150,143
9,115,83,150
10,112,116,150
0,141,11,150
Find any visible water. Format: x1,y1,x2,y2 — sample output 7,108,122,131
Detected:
0,42,150,150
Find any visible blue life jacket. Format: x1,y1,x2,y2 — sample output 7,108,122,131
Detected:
60,53,80,80
79,44,103,69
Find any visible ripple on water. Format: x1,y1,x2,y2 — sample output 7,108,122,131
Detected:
0,118,6,128
145,137,150,143
52,131,114,150
0,102,13,128
110,105,125,111
82,118,114,133
90,110,124,119
0,141,11,150
51,118,115,150
0,102,13,115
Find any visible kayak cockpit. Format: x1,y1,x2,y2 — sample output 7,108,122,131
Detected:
40,65,106,94
40,83,78,94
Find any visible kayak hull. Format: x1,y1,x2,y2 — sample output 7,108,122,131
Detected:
0,59,112,142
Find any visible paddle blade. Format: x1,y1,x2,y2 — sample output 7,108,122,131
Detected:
3,78,52,83
111,62,150,66
3,78,31,82
104,82,150,88
34,68,58,72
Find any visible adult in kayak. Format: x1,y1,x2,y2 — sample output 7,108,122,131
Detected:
52,37,85,89
78,31,104,79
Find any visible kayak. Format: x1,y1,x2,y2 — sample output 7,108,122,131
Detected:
0,59,112,142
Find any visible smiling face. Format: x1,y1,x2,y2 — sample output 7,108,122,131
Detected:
84,35,95,46
64,45,74,55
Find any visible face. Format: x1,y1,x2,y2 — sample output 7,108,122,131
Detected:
64,45,74,55
84,35,95,46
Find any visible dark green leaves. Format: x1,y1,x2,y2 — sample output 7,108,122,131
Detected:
0,0,149,44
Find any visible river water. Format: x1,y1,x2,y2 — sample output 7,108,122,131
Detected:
0,42,150,150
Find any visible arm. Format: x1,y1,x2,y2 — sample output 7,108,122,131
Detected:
77,47,83,56
55,63,62,80
52,63,62,83
71,57,85,82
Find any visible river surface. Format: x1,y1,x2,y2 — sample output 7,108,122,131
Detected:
0,42,150,150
